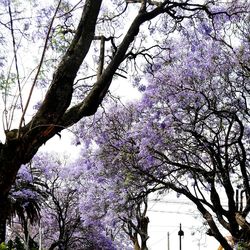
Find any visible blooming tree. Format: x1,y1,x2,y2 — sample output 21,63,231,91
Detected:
82,8,250,250
73,140,152,250
8,151,141,250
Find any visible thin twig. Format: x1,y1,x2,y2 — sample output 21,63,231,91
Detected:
18,0,62,137
8,0,24,116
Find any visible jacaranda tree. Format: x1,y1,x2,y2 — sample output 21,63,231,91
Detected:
32,152,125,250
0,0,248,245
81,8,250,250
8,151,145,249
74,131,152,250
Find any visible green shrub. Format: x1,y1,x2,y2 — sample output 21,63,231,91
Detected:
0,242,8,250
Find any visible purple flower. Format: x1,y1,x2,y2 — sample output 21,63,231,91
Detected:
202,23,212,35
138,84,146,92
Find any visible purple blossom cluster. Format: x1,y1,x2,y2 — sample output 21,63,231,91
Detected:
71,6,250,247
9,151,134,249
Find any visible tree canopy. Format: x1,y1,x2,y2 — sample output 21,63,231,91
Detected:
0,0,250,249
75,6,250,249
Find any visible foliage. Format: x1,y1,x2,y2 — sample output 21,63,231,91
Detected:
0,237,26,250
0,243,7,250
7,146,153,249
237,241,249,250
8,237,25,250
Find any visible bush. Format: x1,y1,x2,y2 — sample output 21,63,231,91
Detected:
0,242,8,250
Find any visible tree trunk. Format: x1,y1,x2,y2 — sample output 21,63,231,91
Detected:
141,241,148,250
140,216,149,250
141,239,148,250
134,239,141,250
0,195,9,243
130,233,141,250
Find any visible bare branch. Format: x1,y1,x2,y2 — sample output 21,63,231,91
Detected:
18,0,63,136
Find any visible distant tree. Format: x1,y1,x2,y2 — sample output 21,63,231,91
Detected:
10,153,133,250
121,197,149,250
75,103,160,249
74,144,153,250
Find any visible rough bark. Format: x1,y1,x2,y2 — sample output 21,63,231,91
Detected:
0,195,8,244
139,216,149,250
